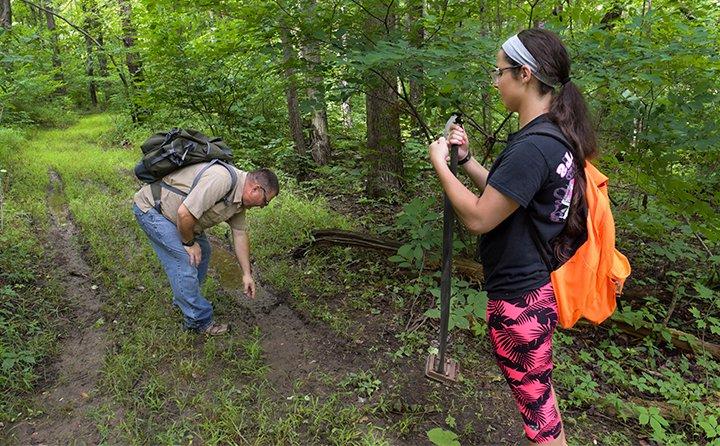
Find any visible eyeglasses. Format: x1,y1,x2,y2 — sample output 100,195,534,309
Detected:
491,65,520,82
259,186,270,207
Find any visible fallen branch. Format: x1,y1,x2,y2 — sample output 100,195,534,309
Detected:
293,229,484,283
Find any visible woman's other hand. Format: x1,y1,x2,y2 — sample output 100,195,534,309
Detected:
429,137,450,165
447,124,470,161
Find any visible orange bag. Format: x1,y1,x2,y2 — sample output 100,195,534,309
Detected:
551,162,631,328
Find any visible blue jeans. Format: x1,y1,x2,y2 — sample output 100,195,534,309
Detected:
133,204,213,330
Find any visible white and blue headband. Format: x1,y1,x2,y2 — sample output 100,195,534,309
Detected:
501,35,569,87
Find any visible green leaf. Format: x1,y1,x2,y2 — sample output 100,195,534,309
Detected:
424,308,441,319
398,244,413,258
694,282,716,302
427,428,461,446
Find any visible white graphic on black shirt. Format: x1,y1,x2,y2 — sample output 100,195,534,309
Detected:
550,151,575,222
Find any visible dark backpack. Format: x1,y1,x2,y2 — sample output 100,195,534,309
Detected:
134,128,237,213
134,128,233,182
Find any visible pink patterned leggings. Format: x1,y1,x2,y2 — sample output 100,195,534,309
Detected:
486,281,563,443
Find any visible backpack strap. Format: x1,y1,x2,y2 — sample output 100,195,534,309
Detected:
152,160,238,212
520,123,574,273
523,122,574,152
151,181,163,213
187,159,237,206
528,214,555,272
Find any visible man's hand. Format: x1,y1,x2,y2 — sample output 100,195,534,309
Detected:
243,274,256,299
184,243,202,267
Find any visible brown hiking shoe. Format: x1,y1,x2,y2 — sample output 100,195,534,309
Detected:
202,321,230,336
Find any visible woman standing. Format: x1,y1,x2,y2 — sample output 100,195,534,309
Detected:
428,29,596,445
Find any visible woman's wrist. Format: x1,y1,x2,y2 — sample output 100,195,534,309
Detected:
430,152,445,168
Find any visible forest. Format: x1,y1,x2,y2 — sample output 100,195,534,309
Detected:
1,0,719,444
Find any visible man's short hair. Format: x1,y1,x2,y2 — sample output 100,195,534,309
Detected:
249,168,280,195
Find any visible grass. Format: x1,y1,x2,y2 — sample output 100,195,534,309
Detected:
0,128,66,422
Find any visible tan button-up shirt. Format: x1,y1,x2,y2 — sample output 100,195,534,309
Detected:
134,163,247,234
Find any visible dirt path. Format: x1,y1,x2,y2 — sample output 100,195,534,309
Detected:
210,241,369,397
8,171,109,445
208,241,524,445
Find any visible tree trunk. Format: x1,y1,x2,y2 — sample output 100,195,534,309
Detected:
302,0,331,165
280,24,307,157
364,8,403,197
340,80,352,129
43,0,66,95
117,0,145,121
82,0,98,107
407,0,425,138
118,0,143,83
365,70,403,196
97,32,110,105
1,0,11,30
308,106,330,164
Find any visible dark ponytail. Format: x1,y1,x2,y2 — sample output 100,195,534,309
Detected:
506,29,597,262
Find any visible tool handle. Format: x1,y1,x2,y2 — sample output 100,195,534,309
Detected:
437,114,463,374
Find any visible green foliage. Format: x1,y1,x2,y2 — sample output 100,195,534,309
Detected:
392,330,427,359
427,427,461,446
389,197,442,272
637,406,670,443
340,370,382,398
424,278,488,335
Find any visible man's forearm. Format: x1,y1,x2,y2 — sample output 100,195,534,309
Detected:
177,205,198,243
233,230,252,277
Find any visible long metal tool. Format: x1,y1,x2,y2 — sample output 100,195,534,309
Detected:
425,113,463,384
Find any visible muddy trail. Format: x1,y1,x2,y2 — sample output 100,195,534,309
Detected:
210,242,366,395
209,241,523,445
208,242,409,420
8,171,110,444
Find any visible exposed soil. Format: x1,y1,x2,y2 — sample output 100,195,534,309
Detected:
209,241,371,398
7,171,109,445
209,240,525,445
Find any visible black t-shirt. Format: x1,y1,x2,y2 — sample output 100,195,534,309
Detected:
479,114,587,300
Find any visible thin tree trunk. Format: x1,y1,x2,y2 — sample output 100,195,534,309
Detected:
82,0,98,107
408,0,425,138
302,0,331,165
118,0,145,121
340,31,353,129
1,0,11,29
341,80,352,129
97,32,110,105
280,24,307,156
43,0,66,95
